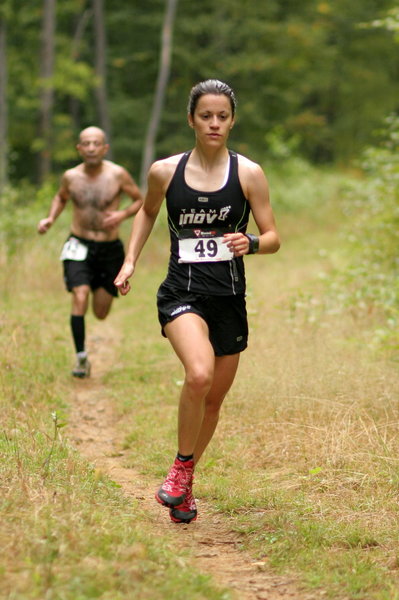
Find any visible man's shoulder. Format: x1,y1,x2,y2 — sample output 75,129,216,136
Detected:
103,159,120,168
102,159,125,175
66,161,91,174
61,164,82,184
103,160,136,186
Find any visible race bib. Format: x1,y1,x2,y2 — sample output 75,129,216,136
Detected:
178,229,233,263
60,237,88,261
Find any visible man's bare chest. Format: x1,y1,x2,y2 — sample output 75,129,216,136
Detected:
69,177,120,210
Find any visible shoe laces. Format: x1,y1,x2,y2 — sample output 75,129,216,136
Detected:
181,483,196,512
162,460,193,494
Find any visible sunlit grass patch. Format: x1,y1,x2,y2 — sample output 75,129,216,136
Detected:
1,428,226,599
228,491,398,599
1,401,229,600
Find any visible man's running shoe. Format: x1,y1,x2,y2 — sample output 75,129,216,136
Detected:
72,352,91,378
170,485,197,524
155,458,194,508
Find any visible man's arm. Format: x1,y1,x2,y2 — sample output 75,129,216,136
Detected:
102,167,143,229
120,168,143,218
37,174,70,234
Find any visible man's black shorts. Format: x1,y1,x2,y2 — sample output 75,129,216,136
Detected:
157,282,248,356
62,234,125,297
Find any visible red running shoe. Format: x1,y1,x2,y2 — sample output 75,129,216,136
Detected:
155,458,194,508
170,484,197,524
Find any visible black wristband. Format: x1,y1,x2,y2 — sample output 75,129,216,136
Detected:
245,233,259,254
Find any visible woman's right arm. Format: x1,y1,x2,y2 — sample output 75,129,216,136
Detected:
114,161,167,295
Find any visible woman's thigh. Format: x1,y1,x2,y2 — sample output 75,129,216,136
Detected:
164,312,214,376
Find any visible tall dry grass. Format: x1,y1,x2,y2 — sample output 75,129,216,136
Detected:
114,201,399,599
0,215,229,600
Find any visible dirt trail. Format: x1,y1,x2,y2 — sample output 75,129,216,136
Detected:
66,322,319,600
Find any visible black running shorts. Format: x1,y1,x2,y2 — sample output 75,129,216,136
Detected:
157,282,248,356
62,235,125,297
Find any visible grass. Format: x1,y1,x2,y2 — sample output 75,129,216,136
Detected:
1,167,399,599
0,218,230,600
1,423,224,600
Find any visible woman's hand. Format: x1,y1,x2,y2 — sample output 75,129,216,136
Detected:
223,233,250,256
114,262,135,295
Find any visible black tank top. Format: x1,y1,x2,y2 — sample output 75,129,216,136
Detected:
162,150,250,295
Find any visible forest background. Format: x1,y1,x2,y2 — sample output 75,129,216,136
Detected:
1,0,399,185
1,1,399,599
0,0,398,350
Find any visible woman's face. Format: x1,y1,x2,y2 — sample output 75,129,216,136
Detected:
189,94,235,147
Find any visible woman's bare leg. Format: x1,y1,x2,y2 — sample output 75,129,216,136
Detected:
194,353,240,463
164,312,215,456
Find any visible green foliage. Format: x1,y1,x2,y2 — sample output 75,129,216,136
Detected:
339,115,399,350
266,154,351,216
273,112,399,355
0,183,43,256
365,6,399,38
3,0,399,182
160,0,399,165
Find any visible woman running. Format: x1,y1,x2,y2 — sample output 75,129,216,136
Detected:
114,79,280,524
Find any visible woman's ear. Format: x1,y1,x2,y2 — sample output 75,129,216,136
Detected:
187,114,194,128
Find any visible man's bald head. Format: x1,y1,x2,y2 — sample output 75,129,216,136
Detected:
77,127,109,167
79,126,107,144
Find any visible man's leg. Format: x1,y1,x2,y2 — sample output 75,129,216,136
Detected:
71,285,91,377
92,287,114,320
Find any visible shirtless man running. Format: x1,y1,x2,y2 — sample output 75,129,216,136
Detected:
37,126,143,377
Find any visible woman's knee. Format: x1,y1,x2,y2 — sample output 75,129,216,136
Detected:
185,365,213,396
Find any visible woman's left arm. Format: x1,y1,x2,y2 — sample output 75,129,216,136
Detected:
224,158,280,257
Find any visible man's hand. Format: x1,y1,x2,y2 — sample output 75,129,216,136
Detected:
114,261,135,296
37,217,53,234
103,210,125,230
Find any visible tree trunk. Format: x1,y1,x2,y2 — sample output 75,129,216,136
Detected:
93,0,112,154
38,0,56,183
70,7,92,131
0,16,8,193
140,0,178,189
